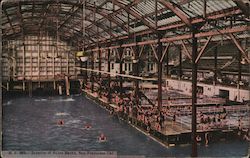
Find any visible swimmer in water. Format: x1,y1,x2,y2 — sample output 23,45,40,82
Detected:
57,120,64,125
84,123,92,129
196,135,201,144
98,133,107,142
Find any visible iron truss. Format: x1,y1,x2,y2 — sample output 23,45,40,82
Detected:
1,0,249,55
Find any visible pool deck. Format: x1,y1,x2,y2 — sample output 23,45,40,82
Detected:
83,89,249,146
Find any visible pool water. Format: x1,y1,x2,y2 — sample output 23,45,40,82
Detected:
2,95,249,157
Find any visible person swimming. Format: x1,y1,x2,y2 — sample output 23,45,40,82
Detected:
196,135,201,144
84,123,92,129
98,133,107,142
57,120,64,125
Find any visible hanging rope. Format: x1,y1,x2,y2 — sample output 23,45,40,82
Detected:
74,67,158,81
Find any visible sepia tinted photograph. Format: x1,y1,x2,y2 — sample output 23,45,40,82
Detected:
1,0,249,157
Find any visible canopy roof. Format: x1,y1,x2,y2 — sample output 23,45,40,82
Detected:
1,0,249,49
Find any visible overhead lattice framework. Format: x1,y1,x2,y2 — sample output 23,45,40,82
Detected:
1,0,249,50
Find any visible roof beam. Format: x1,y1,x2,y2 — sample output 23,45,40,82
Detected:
70,31,96,44
55,25,97,44
17,2,24,33
58,5,117,38
85,0,141,37
88,26,250,51
32,0,35,17
160,43,171,62
195,36,213,63
85,4,128,34
38,3,52,30
58,0,110,31
139,45,145,58
158,0,191,27
86,18,116,37
84,0,127,33
88,8,242,47
58,5,78,30
3,9,15,33
181,40,191,59
150,44,159,61
229,33,250,63
233,0,249,17
65,16,114,43
65,25,99,42
112,0,156,31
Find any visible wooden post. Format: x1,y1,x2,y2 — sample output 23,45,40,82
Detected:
98,47,102,97
119,45,123,96
22,82,25,91
38,31,41,87
134,38,140,108
107,47,111,103
65,75,70,96
166,48,169,77
29,81,32,97
238,50,242,100
0,3,3,148
179,46,182,80
45,32,48,79
22,33,25,91
58,85,63,95
84,56,88,89
91,51,94,93
191,26,198,157
213,46,217,86
6,82,9,91
157,33,163,111
53,41,56,90
30,40,33,81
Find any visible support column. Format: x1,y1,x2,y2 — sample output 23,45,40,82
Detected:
238,50,242,99
98,47,102,97
157,33,163,111
58,84,63,95
0,4,3,136
6,82,9,91
79,50,84,75
91,51,94,93
65,75,70,96
53,46,56,90
179,46,182,80
213,46,217,86
22,82,25,91
45,32,48,79
38,31,41,87
238,50,242,85
22,39,25,91
166,49,169,77
29,81,32,97
30,41,33,81
134,38,140,108
53,81,56,90
107,48,111,103
84,56,88,89
191,26,198,157
118,46,123,96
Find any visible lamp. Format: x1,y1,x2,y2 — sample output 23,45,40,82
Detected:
76,51,89,62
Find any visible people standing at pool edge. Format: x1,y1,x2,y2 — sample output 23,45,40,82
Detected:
205,132,209,146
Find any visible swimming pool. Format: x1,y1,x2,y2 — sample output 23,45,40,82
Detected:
2,95,249,157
